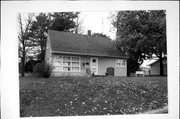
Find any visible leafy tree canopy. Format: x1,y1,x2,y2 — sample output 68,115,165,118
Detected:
29,12,79,61
49,12,79,32
112,10,166,63
112,10,166,75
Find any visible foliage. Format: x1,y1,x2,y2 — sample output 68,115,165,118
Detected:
106,67,114,76
127,58,139,76
18,13,34,77
18,12,80,76
29,12,79,61
20,76,167,117
33,61,45,77
43,64,52,78
112,10,166,75
33,61,51,78
25,60,41,73
25,60,34,73
49,12,79,32
29,13,51,61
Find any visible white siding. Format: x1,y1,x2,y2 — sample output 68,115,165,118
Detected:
98,57,127,76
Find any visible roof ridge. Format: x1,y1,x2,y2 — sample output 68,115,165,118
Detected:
48,29,112,40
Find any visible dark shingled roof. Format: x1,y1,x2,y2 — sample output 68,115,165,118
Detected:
48,30,128,58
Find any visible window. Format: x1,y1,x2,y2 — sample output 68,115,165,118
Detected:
92,59,96,63
53,55,80,72
115,59,126,67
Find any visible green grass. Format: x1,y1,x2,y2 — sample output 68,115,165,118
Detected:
20,76,168,117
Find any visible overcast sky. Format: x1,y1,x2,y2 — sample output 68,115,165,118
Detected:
79,11,117,40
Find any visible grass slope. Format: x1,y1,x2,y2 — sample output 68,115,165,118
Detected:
20,76,168,117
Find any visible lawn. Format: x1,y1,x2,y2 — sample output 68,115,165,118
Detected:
20,76,168,117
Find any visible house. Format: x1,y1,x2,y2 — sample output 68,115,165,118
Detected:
45,30,128,77
139,66,150,76
148,57,167,76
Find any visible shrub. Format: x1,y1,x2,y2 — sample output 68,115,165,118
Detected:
25,60,41,73
106,67,114,76
43,64,52,78
33,61,45,77
33,61,52,78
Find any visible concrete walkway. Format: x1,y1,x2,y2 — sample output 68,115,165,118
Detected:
142,106,168,114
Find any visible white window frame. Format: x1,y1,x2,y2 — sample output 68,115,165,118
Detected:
115,59,126,67
53,55,80,72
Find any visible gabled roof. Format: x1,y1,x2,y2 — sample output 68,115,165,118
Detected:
48,30,128,58
148,57,167,66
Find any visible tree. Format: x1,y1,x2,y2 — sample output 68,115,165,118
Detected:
18,13,34,77
18,12,80,76
74,12,84,34
112,10,166,76
30,12,79,61
30,13,50,61
148,11,166,76
49,12,79,32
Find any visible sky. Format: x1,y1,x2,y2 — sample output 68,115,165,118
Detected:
79,11,117,40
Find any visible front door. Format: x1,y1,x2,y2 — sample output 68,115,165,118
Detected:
90,57,98,75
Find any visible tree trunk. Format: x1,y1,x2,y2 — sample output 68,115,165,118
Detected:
159,52,164,76
21,46,25,77
40,40,45,61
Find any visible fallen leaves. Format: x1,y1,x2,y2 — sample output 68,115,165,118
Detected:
20,76,168,117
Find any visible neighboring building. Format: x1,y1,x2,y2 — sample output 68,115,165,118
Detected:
139,65,150,76
148,57,167,76
45,30,128,77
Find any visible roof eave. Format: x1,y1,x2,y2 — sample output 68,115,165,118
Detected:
52,51,129,59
